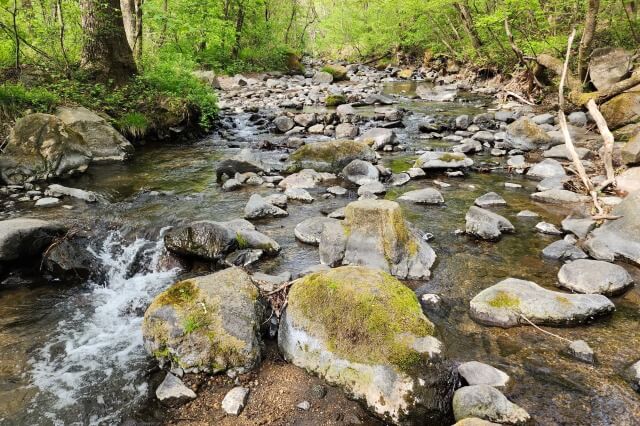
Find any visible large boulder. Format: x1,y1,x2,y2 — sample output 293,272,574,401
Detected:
469,278,615,328
465,207,514,241
55,106,134,161
142,267,264,374
286,140,377,173
557,259,634,296
216,149,266,181
505,117,552,151
278,266,457,424
453,385,529,425
318,200,436,279
0,218,65,262
584,190,640,264
600,92,640,129
322,64,349,81
342,159,379,185
164,219,280,262
0,113,92,184
42,235,100,281
414,152,473,169
589,48,632,91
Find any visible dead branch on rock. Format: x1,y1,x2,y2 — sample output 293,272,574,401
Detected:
585,99,616,191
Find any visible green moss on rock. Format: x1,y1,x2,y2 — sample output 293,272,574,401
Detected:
487,291,520,309
325,94,347,106
287,266,434,370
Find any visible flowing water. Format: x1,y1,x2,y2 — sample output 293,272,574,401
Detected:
0,82,638,425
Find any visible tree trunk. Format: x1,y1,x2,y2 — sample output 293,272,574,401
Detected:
121,0,143,60
80,0,137,84
454,2,482,50
133,0,143,59
232,4,245,59
577,0,599,82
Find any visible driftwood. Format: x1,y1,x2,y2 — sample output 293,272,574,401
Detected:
585,99,616,190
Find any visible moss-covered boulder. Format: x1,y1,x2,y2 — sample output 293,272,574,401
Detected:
143,267,264,374
325,94,347,106
414,151,473,169
600,92,640,129
285,140,377,173
0,113,92,184
321,64,349,81
318,199,436,279
278,266,457,425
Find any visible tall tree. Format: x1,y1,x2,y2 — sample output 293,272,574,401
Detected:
577,0,600,81
80,0,137,84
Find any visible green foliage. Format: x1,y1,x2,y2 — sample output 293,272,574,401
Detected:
116,112,149,139
0,84,59,120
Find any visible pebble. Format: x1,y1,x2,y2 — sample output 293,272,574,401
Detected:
297,400,311,410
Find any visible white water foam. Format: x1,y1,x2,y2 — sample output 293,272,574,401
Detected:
27,230,179,424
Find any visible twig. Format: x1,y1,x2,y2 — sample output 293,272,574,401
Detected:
519,314,572,343
506,90,535,105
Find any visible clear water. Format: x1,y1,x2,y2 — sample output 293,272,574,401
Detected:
0,82,638,425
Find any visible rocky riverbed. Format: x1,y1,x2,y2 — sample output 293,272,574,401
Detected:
0,62,639,425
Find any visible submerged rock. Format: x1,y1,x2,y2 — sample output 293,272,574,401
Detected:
286,140,377,173
0,218,65,262
465,207,514,241
278,266,456,424
216,149,266,180
318,200,436,279
469,278,615,328
474,192,506,208
415,152,473,169
568,339,595,364
453,385,530,425
557,259,634,295
541,240,588,260
0,113,92,184
530,189,590,204
42,235,99,281
143,268,264,374
398,188,444,204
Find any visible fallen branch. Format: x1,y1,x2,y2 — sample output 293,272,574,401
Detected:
585,99,616,189
506,90,536,106
519,314,572,343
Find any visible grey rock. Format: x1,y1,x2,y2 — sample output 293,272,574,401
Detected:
156,373,196,404
217,149,265,180
532,113,555,125
531,189,590,204
536,175,570,191
42,235,99,281
589,47,632,91
222,387,250,415
328,207,346,219
542,240,588,260
557,259,634,295
357,181,385,195
295,217,339,245
312,71,333,84
626,360,640,392
535,221,563,235
568,111,588,127
222,178,242,191
264,193,287,208
561,216,596,239
527,159,566,180
294,113,317,128
342,159,379,185
465,206,515,241
0,218,65,262
357,128,397,150
285,187,314,203
622,134,640,165
327,185,347,195
252,271,291,292
453,385,530,425
244,194,288,219
458,361,510,388
505,117,552,151
388,173,410,186
568,340,595,364
615,167,640,193
286,140,376,174
469,278,615,327
415,152,474,169
274,116,295,133
543,144,590,160
474,192,507,208
335,123,359,138
46,184,97,202
297,400,311,411
35,197,60,207
399,188,444,204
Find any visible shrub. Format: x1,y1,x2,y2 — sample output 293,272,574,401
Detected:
116,112,150,139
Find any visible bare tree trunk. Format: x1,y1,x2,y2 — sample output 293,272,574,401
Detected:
454,2,482,50
57,0,70,72
133,0,143,59
13,0,20,71
121,0,136,48
577,0,599,82
80,0,137,84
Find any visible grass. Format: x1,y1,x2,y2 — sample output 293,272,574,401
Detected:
0,83,59,120
156,279,198,306
116,112,149,139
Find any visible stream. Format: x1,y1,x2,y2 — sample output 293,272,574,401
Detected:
0,81,639,425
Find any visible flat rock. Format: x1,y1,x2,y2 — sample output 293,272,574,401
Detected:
285,187,314,203
415,152,473,169
453,385,530,425
535,221,563,235
543,144,590,160
222,387,250,415
526,159,566,180
356,128,397,150
465,206,515,241
561,216,596,239
35,197,60,207
616,167,640,194
458,361,510,388
294,217,339,245
474,192,507,208
398,188,444,204
469,278,615,327
557,259,634,295
531,189,590,204
245,194,288,219
541,240,588,260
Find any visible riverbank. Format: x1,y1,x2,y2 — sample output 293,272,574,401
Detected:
0,61,639,425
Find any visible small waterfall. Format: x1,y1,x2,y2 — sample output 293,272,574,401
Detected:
26,230,179,425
